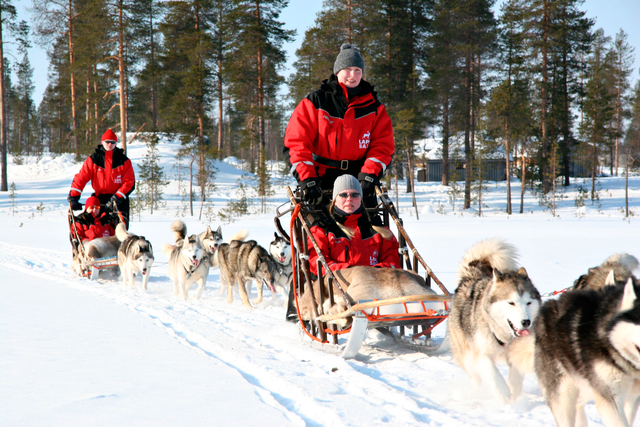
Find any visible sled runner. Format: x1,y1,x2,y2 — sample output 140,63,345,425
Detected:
68,206,121,280
274,185,451,358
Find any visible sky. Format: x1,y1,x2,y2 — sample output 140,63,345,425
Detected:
14,0,640,107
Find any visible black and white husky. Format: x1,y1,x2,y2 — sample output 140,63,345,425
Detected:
507,253,640,426
255,233,293,306
449,238,541,403
116,223,155,290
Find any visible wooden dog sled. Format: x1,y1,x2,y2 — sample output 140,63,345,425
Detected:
68,207,121,280
274,185,451,358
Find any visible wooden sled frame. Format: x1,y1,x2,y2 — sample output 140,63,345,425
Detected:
68,206,121,280
274,185,451,358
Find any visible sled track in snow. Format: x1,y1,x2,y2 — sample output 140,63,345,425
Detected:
0,240,502,426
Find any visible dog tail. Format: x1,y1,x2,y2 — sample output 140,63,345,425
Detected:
506,333,535,375
603,253,639,272
457,238,519,280
170,219,187,242
115,223,130,242
162,243,174,257
228,229,249,243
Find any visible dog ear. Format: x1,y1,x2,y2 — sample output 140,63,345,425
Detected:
620,278,637,313
493,268,504,280
605,269,616,286
517,267,528,278
216,226,221,234
274,232,278,240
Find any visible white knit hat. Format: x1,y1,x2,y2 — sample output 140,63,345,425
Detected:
332,174,362,201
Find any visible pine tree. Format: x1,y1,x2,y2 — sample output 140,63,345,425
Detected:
580,29,615,201
0,0,18,191
226,0,293,171
609,29,634,176
137,134,168,214
32,0,87,158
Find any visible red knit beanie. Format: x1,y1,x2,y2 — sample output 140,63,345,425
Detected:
101,129,118,143
85,196,101,208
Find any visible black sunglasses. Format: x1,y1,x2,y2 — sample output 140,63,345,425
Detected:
103,140,117,145
337,192,361,199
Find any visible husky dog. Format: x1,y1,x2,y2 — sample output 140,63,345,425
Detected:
213,240,278,308
169,219,223,257
573,253,639,291
255,232,293,306
507,252,640,403
530,278,640,427
449,239,541,403
71,235,121,277
162,220,208,300
116,223,155,290
298,266,437,327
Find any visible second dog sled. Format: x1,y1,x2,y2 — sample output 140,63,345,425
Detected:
274,185,451,359
68,206,122,280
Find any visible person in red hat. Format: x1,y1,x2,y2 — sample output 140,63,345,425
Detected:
67,129,135,227
72,195,116,242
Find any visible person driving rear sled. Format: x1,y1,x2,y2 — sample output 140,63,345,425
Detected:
67,129,135,228
283,43,394,224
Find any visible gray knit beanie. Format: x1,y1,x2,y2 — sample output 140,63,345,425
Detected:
333,174,363,201
333,43,365,75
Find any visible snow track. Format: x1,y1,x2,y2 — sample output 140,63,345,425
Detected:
0,238,557,426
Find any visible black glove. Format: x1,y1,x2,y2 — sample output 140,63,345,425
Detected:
358,172,379,197
301,178,323,206
99,215,112,226
67,193,82,211
106,194,123,212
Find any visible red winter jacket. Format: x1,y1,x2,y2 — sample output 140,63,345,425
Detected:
70,145,135,201
74,212,116,242
284,76,394,183
307,208,400,276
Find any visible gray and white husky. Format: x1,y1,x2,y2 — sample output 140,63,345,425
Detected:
449,238,541,403
573,253,639,291
255,232,293,306
116,223,155,290
212,239,278,308
533,278,640,427
162,220,209,300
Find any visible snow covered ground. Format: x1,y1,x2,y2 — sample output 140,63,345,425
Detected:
1,135,638,426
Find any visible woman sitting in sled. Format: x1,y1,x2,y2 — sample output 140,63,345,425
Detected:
73,195,116,243
307,174,400,276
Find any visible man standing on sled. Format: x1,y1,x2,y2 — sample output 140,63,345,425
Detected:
67,129,135,228
284,43,394,225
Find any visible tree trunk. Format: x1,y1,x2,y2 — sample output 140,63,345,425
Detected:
541,0,550,192
118,0,128,154
505,124,511,215
520,144,526,214
463,48,472,209
441,95,449,185
68,0,80,158
0,8,6,191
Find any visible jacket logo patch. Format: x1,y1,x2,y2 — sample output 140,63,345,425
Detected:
323,115,334,124
359,131,371,149
114,175,122,184
370,250,379,266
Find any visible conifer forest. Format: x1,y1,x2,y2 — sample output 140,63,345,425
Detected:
0,0,639,212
